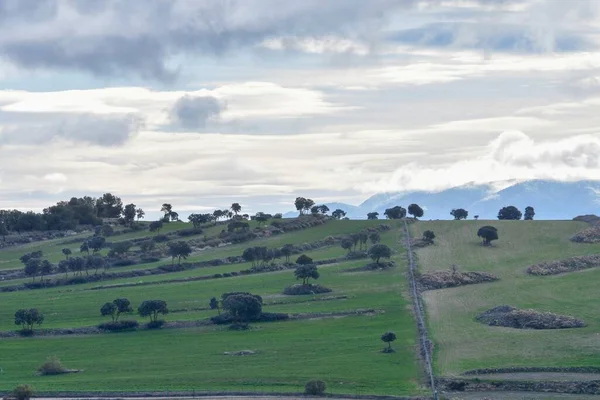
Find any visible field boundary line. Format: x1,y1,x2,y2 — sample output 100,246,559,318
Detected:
402,219,438,400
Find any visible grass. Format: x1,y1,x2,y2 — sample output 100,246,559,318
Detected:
410,220,600,375
0,219,423,395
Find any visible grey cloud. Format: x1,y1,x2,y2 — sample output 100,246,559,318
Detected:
0,0,424,81
0,112,143,146
171,95,225,129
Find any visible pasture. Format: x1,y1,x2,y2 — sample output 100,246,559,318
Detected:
0,219,424,396
410,220,600,375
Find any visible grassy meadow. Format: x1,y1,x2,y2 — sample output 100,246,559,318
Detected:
0,219,424,396
410,220,600,375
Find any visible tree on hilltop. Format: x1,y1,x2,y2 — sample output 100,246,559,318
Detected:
408,204,424,218
367,212,379,220
451,208,468,220
524,206,535,220
331,209,346,220
384,206,406,219
231,203,242,215
498,206,522,220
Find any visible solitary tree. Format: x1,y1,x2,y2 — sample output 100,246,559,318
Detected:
369,232,381,244
167,241,193,265
331,209,347,220
381,331,397,350
408,204,424,219
451,208,469,220
423,230,435,243
296,254,313,265
61,248,72,260
138,300,168,323
14,308,44,332
498,206,522,220
161,203,174,221
477,226,498,246
294,264,319,285
368,244,392,265
384,206,406,219
524,206,535,220
367,212,379,220
474,215,479,220
222,294,262,322
209,297,221,315
231,203,242,215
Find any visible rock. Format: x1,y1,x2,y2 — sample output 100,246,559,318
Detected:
224,350,256,356
477,305,586,329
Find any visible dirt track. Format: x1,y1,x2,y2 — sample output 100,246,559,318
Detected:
445,392,600,399
466,372,600,381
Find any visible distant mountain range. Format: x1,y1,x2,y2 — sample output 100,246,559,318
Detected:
284,180,600,220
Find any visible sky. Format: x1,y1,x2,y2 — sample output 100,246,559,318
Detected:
1,0,600,218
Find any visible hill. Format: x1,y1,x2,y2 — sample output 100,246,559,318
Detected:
0,217,423,396
285,180,600,220
409,220,600,376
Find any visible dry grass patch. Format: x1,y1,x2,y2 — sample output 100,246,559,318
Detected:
476,306,586,330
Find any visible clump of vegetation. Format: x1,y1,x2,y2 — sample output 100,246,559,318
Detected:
384,206,406,219
11,385,34,400
381,331,397,353
408,203,424,219
418,270,499,290
524,206,535,220
37,356,77,375
423,230,435,243
571,225,600,243
304,380,327,395
526,254,600,276
98,320,139,332
476,306,586,329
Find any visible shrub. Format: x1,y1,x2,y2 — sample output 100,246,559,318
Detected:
140,256,161,263
152,234,169,243
283,284,332,295
98,320,139,331
304,380,326,395
12,385,34,400
112,258,136,267
229,322,249,331
37,356,68,375
147,320,166,329
176,228,203,237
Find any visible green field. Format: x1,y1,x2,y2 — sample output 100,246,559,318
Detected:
409,220,600,375
0,219,424,396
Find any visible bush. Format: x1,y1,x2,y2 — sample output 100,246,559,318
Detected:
304,380,326,395
147,320,166,329
65,276,89,285
140,256,161,263
229,322,249,331
98,320,139,331
37,356,68,375
176,228,204,237
12,385,34,400
111,258,136,267
153,234,169,243
283,284,332,295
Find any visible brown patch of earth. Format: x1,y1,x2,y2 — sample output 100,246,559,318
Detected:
445,392,600,399
467,373,600,381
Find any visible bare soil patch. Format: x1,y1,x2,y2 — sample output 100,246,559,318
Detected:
418,270,498,290
526,254,600,276
476,306,586,330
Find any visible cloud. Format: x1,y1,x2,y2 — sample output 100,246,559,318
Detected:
360,131,600,193
0,112,143,146
0,0,412,80
170,95,225,129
